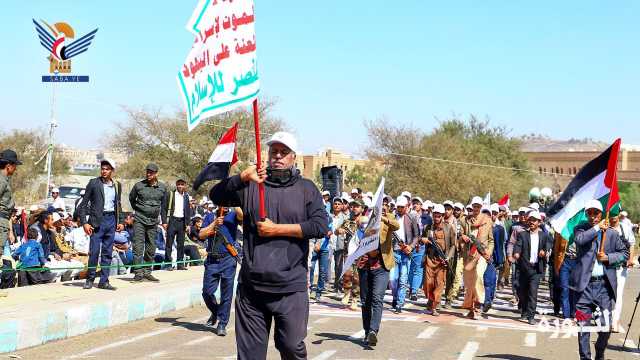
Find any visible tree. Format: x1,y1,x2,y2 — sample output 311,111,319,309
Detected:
108,99,287,196
365,116,534,205
344,164,382,193
619,182,640,223
0,129,70,204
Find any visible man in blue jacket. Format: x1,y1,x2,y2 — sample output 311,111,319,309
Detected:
482,204,506,315
209,132,328,360
571,200,628,360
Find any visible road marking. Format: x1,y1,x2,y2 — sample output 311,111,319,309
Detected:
150,351,167,358
67,328,175,359
66,316,209,359
349,329,365,339
417,327,439,339
525,333,536,347
311,350,337,360
457,341,479,360
185,335,214,346
313,317,331,324
475,326,488,338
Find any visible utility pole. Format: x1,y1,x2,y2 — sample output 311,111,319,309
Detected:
45,81,57,200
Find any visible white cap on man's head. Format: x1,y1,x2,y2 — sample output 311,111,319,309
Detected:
490,203,500,213
351,188,359,194
529,203,540,210
585,199,603,212
471,196,483,206
443,200,454,208
266,131,298,154
528,211,542,221
366,191,374,198
396,196,409,207
412,196,423,204
518,207,529,214
432,204,445,214
100,158,116,169
400,191,412,199
454,202,464,210
481,205,491,214
621,211,628,217
52,212,62,223
511,210,520,216
52,187,60,193
321,190,330,196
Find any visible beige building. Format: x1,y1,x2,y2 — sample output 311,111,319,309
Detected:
300,148,369,180
522,138,640,189
59,145,128,172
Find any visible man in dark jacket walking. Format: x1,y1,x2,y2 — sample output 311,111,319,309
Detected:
165,178,191,270
77,159,123,290
210,132,328,360
129,163,168,282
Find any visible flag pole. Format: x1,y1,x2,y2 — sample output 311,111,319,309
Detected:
599,210,609,254
252,98,266,221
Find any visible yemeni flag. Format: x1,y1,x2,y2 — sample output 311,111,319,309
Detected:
193,122,239,191
498,193,510,208
548,138,622,244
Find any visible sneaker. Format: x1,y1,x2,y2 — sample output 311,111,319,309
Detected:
143,274,160,282
366,331,378,347
409,293,418,301
350,301,359,311
206,315,217,328
466,310,476,320
166,267,174,271
391,299,397,309
528,318,536,326
215,324,227,336
83,280,94,290
97,282,117,291
132,273,144,282
442,301,452,310
432,309,440,317
394,306,402,314
341,293,351,305
482,304,491,314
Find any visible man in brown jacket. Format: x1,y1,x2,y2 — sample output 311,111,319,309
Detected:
461,196,494,319
356,201,399,347
422,204,456,316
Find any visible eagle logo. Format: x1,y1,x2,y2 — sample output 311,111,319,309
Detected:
32,19,98,74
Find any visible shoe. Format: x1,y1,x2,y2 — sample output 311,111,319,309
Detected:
482,304,491,314
215,324,227,336
519,314,527,321
528,318,536,326
442,301,452,310
341,293,351,306
97,282,117,291
206,315,217,328
391,299,397,309
177,267,188,271
83,280,94,289
466,310,476,320
166,267,174,271
132,274,144,282
143,273,160,282
394,306,402,314
432,309,440,317
366,331,378,346
410,293,418,301
350,301,359,311
310,292,318,301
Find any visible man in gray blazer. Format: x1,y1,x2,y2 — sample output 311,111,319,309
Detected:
570,199,628,360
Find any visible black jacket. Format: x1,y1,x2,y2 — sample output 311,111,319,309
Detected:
514,229,552,275
210,170,328,293
165,189,191,221
77,177,124,228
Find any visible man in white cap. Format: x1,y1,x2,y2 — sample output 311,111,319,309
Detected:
321,190,331,213
389,195,420,313
421,204,455,316
77,158,124,290
608,211,634,332
513,210,551,325
50,187,66,211
571,199,627,360
505,207,532,308
209,131,328,360
444,202,466,309
482,203,506,315
460,196,494,319
408,196,427,301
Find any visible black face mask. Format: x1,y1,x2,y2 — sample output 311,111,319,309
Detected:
267,166,294,184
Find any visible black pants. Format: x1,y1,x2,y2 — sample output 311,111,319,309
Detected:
166,217,186,268
576,278,614,360
184,245,202,265
358,267,389,335
235,284,308,360
333,249,344,291
519,268,541,319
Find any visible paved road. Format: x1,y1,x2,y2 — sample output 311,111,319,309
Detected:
13,270,640,360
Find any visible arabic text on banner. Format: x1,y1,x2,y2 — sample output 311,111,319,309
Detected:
178,0,259,131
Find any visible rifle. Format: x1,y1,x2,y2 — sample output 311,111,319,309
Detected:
210,207,241,264
423,225,449,267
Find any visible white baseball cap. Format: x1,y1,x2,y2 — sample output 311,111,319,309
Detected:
621,211,628,217
511,210,520,216
400,191,412,199
412,196,423,204
351,188,359,194
396,196,409,207
443,200,454,208
366,191,374,198
266,131,298,154
321,190,330,196
528,211,542,221
52,212,62,223
432,204,445,214
51,187,60,193
585,199,603,212
518,207,529,214
453,202,464,210
481,205,491,214
529,203,540,210
471,196,483,206
100,158,116,169
490,203,500,213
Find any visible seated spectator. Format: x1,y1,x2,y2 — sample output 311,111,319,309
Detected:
182,233,203,267
13,228,53,286
51,213,85,280
111,229,133,276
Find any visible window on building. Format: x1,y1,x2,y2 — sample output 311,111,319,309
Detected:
539,166,543,174
573,167,577,175
556,166,560,174
561,168,564,175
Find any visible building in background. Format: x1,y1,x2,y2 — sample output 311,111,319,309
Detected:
59,145,128,173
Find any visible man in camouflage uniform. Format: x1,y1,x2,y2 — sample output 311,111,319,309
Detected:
128,163,168,282
339,198,364,310
0,150,22,254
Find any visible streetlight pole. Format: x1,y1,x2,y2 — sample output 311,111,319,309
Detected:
45,81,57,200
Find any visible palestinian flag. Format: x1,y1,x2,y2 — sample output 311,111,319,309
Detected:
498,193,510,208
193,122,239,191
548,138,622,244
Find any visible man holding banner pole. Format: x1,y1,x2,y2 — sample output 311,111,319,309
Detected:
209,131,328,360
